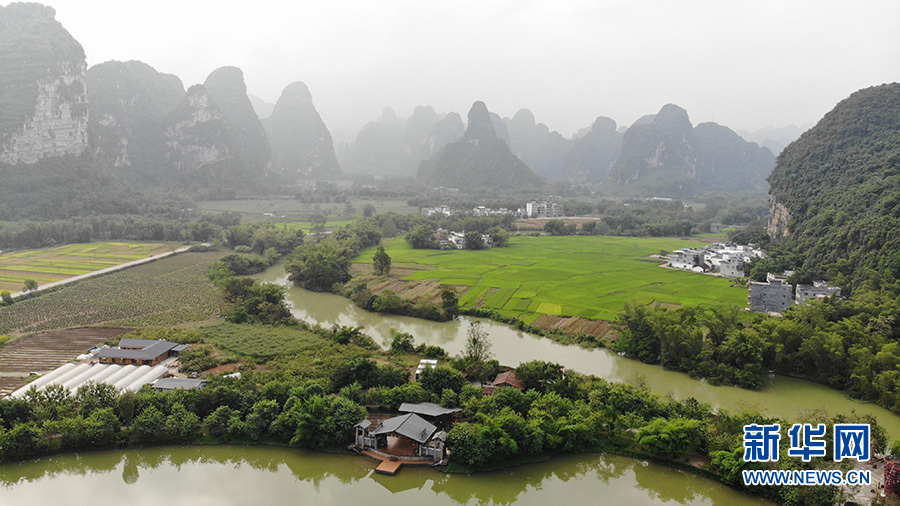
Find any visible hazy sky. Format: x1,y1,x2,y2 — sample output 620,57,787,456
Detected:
33,0,900,138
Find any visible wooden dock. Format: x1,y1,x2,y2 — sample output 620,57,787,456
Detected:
374,460,403,475
359,449,435,476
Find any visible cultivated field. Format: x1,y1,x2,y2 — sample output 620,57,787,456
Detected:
355,235,747,323
0,242,177,293
0,251,227,336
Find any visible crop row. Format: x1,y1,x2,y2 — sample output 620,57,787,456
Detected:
0,252,227,335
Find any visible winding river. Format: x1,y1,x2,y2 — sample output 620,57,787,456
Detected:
255,267,900,439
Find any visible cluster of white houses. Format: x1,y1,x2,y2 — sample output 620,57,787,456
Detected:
432,228,496,250
419,200,565,219
748,272,842,313
666,243,766,278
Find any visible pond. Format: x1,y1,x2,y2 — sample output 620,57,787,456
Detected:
0,446,771,505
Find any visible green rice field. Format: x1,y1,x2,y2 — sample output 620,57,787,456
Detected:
356,235,748,322
0,242,176,292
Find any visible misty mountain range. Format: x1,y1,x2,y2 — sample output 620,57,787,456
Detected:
1,2,793,198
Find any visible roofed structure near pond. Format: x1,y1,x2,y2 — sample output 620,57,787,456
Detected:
371,413,437,444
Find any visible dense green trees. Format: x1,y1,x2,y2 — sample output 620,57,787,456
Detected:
220,278,294,325
419,366,467,396
405,224,437,249
543,219,566,236
286,240,353,292
613,292,900,408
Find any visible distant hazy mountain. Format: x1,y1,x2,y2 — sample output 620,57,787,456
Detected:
563,116,622,183
608,104,774,195
342,107,411,175
0,3,88,165
87,60,185,177
423,112,465,159
203,66,271,176
737,124,809,155
417,101,544,189
341,105,464,176
248,94,275,120
405,105,440,164
264,82,341,179
504,109,572,180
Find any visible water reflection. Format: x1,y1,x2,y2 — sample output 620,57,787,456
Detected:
0,446,769,505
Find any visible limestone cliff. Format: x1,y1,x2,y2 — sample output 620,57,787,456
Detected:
0,3,88,165
203,66,270,176
164,84,233,176
87,60,185,173
767,195,791,238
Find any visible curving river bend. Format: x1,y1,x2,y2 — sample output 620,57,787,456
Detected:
255,267,900,439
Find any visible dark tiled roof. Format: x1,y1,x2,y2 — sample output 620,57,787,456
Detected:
97,340,179,361
118,338,160,349
398,402,462,418
372,413,436,443
493,370,525,390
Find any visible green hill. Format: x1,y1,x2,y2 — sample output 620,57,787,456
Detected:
766,83,900,290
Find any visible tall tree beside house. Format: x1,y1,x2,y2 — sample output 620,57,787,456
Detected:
464,321,492,363
463,231,485,250
373,246,391,275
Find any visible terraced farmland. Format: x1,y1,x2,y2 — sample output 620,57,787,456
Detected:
355,235,748,323
0,242,177,292
0,251,227,336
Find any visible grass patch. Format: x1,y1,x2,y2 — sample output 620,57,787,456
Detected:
201,323,336,359
355,235,747,322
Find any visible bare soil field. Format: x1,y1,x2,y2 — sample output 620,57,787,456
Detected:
531,314,614,340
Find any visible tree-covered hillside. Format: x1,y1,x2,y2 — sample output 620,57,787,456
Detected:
766,83,900,291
